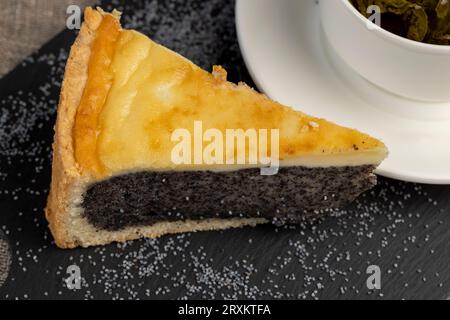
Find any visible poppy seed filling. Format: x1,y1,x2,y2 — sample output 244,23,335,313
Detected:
80,166,377,231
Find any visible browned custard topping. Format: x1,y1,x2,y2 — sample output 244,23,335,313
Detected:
73,10,121,177
73,8,387,179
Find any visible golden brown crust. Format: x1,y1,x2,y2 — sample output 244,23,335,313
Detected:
45,8,106,248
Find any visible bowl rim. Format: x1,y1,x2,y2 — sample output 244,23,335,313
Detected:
341,0,450,55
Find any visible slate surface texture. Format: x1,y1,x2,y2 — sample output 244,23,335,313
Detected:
0,0,448,300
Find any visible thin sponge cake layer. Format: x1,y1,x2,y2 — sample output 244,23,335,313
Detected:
82,165,377,231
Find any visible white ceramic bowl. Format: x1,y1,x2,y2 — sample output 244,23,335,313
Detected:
320,0,450,102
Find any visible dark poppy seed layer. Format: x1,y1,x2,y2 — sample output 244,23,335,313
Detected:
82,166,377,231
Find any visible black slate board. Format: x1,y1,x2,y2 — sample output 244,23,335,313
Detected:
0,0,449,300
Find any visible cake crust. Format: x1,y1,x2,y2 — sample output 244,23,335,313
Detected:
46,8,103,248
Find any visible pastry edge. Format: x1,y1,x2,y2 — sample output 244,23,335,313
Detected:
45,8,266,249
45,8,101,249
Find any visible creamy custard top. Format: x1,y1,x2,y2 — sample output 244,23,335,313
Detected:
73,10,387,178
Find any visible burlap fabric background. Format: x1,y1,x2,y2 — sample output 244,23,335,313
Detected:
0,0,94,77
0,0,95,286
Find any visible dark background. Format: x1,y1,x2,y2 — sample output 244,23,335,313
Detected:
0,0,449,300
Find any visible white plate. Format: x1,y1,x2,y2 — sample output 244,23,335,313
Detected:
236,0,450,184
